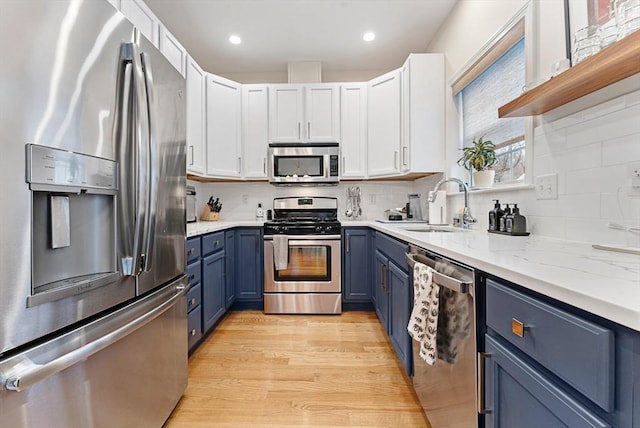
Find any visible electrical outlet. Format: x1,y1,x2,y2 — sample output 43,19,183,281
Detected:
242,194,248,204
628,162,640,196
629,162,640,187
535,173,558,200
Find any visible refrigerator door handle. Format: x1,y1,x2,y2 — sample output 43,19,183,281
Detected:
120,42,150,276
140,51,157,272
1,280,187,393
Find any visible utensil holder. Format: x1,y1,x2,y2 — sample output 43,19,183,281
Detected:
201,211,220,221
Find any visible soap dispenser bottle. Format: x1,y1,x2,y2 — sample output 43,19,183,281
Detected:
499,204,511,232
489,199,503,231
256,203,265,221
511,204,527,234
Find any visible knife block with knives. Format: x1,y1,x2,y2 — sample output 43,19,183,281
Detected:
201,196,222,221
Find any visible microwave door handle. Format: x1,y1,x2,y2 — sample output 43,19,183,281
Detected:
140,52,157,272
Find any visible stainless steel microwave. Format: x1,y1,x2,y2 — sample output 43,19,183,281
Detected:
268,143,339,185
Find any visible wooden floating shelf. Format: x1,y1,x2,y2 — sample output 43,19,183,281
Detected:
498,31,640,118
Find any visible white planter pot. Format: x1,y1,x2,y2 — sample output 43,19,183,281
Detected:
473,170,495,188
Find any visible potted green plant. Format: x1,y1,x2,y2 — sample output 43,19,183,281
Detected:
457,136,497,188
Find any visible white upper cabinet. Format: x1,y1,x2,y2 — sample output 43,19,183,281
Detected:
269,85,304,143
242,85,269,179
159,26,187,77
206,75,242,177
367,70,401,177
269,84,339,143
304,84,340,142
340,83,367,179
401,53,445,174
120,0,160,47
186,56,206,175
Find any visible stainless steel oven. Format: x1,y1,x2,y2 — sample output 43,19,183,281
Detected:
263,197,342,314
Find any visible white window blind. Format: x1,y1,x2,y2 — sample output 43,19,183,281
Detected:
461,38,525,150
461,38,525,183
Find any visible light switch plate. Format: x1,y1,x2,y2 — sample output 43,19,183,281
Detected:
535,173,558,200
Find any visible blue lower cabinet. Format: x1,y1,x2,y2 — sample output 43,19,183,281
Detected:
234,228,263,302
484,334,609,428
373,232,412,376
202,250,225,332
187,305,203,351
373,249,390,330
225,231,236,309
388,260,412,376
342,228,372,304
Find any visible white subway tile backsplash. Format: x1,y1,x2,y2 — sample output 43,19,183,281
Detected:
626,89,640,107
601,134,640,166
565,104,640,148
579,97,627,121
565,164,627,195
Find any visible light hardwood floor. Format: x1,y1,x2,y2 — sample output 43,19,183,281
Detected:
165,311,431,427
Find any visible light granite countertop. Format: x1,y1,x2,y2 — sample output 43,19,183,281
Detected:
187,220,640,331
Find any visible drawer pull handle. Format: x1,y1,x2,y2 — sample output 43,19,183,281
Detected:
190,298,196,306
188,274,195,282
190,329,197,336
511,318,525,338
188,248,195,255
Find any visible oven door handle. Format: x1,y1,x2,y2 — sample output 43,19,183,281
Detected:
264,235,341,241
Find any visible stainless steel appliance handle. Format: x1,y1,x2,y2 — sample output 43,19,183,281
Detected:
405,253,472,294
140,52,157,272
264,235,341,241
122,43,150,276
477,352,491,414
1,281,187,392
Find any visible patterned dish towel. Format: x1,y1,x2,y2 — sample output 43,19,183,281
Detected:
435,261,471,364
407,261,440,365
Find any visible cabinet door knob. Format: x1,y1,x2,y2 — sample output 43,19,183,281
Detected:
190,329,197,336
511,318,525,338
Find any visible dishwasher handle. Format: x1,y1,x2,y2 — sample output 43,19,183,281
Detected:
1,281,187,392
405,253,471,294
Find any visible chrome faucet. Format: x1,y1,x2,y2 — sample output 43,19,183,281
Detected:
428,177,476,228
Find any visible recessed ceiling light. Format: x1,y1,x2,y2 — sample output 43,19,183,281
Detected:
363,32,375,42
229,35,242,45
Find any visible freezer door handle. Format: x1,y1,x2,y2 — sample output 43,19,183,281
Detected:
1,279,187,392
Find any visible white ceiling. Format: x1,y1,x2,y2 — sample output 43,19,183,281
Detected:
144,0,458,76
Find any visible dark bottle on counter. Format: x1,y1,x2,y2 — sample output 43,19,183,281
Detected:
505,207,515,233
499,204,511,232
488,199,503,231
511,204,527,233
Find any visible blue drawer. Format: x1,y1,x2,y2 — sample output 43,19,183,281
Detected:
186,260,201,288
486,279,614,411
375,232,408,271
187,305,202,351
187,283,201,312
186,237,201,264
202,231,224,256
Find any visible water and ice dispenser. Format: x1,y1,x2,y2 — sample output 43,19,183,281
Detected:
26,144,120,306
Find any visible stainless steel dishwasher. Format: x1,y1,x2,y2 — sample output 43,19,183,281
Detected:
406,245,478,428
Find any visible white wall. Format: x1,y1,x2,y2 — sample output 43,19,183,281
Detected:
422,0,640,246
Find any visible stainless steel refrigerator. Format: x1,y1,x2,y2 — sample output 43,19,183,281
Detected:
0,1,188,426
